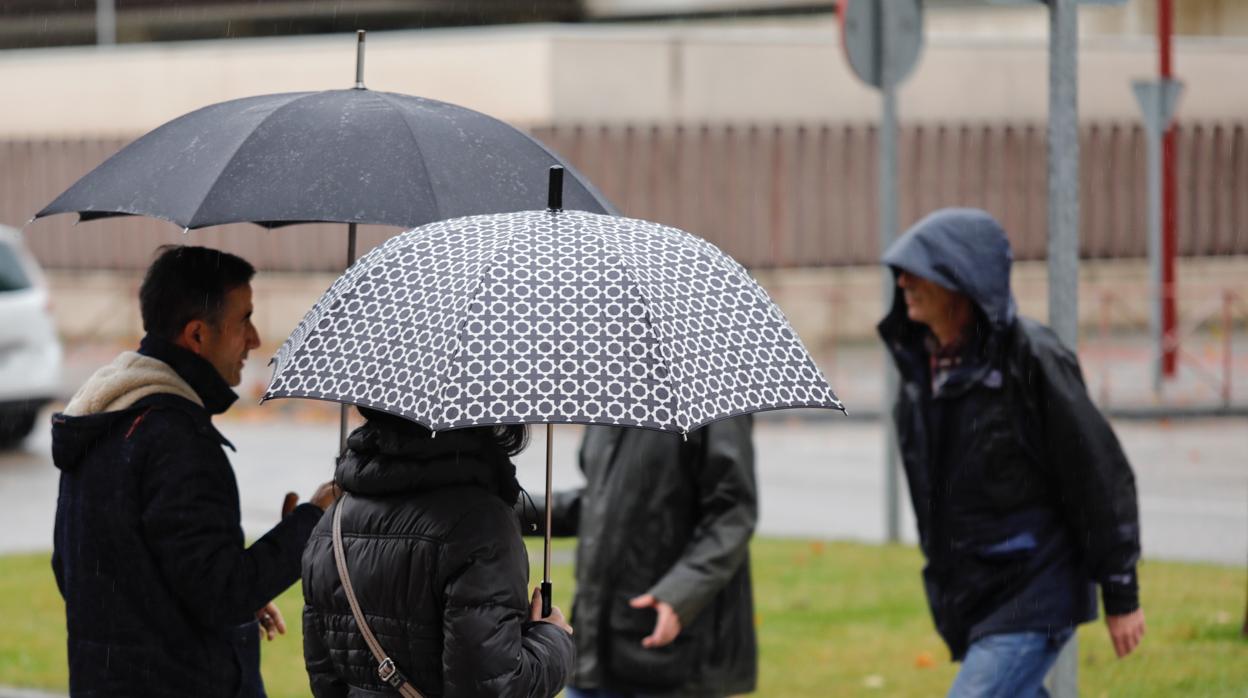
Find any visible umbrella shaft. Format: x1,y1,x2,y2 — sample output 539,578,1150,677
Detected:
337,222,360,457
543,423,553,584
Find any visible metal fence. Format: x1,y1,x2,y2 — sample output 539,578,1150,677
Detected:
5,121,1246,271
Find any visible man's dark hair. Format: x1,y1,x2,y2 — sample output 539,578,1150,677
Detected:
140,245,255,340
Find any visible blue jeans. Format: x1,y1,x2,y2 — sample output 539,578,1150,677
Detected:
947,630,1073,698
233,620,268,698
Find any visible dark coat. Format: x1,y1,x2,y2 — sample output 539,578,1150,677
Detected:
529,416,758,697
301,422,574,698
51,335,323,697
879,208,1142,660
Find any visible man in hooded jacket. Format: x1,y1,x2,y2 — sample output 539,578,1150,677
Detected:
52,245,337,696
878,208,1146,696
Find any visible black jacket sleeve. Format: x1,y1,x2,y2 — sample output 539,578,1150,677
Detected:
648,415,758,623
137,410,323,627
440,501,575,698
1031,334,1142,616
518,488,582,538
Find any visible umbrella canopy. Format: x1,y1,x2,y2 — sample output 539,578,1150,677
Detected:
263,209,844,433
34,89,614,230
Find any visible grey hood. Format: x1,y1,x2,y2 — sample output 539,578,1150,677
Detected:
877,208,1019,363
881,207,1017,330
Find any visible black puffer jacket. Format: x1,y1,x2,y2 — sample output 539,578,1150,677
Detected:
879,208,1141,660
51,335,323,697
301,422,574,698
528,417,757,697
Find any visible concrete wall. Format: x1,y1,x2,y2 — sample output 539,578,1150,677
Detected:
47,258,1248,351
2,24,1246,139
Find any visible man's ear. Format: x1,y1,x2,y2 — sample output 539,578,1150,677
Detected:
173,319,209,356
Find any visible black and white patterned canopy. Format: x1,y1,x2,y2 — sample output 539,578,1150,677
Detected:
264,210,843,434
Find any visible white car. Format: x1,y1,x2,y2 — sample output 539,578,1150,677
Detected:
0,225,61,447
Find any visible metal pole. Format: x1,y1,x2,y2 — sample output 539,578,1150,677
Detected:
96,0,116,45
1145,102,1164,394
338,223,359,455
542,424,554,618
881,86,901,544
1045,1,1081,694
1048,0,1080,353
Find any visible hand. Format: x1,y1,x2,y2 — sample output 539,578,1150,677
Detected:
529,587,573,635
1106,608,1146,658
281,492,299,518
255,602,286,642
629,594,682,648
309,481,340,511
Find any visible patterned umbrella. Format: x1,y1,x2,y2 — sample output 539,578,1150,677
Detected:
263,213,843,433
262,170,844,614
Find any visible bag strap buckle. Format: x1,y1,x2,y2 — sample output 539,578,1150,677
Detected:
378,657,404,687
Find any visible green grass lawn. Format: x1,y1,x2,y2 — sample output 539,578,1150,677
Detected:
3,540,1244,696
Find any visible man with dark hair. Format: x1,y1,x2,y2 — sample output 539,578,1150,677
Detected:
879,209,1145,697
52,245,338,697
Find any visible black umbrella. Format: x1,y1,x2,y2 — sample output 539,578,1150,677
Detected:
33,31,615,450
35,33,613,231
263,167,844,614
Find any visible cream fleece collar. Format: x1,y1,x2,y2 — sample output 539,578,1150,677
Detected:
63,351,203,417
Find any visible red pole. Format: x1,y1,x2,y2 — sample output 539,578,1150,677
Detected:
1160,0,1179,376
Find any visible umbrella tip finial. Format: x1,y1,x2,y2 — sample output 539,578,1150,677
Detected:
354,30,367,90
547,166,564,212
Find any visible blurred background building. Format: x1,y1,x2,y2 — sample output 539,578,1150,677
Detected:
3,0,1248,49
0,0,1244,408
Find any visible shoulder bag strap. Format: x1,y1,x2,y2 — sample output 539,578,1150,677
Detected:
332,495,425,698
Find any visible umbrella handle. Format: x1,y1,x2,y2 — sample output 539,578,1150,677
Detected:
541,581,553,619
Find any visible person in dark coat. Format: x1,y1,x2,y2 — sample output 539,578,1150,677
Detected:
526,416,758,698
878,208,1146,696
51,245,338,697
301,407,575,698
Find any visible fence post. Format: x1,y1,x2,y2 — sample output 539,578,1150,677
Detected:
1223,290,1233,407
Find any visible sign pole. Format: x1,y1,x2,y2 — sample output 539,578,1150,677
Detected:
839,0,922,546
1132,79,1182,395
880,85,901,544
1046,1,1081,694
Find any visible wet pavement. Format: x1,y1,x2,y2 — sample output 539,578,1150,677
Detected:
3,405,1244,566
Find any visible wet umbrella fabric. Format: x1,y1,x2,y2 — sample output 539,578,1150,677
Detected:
34,89,614,229
263,209,843,433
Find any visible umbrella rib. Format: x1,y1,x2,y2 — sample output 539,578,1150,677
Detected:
597,226,687,433
185,92,317,228
369,91,443,223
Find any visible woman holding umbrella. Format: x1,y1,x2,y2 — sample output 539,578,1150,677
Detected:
300,407,574,698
